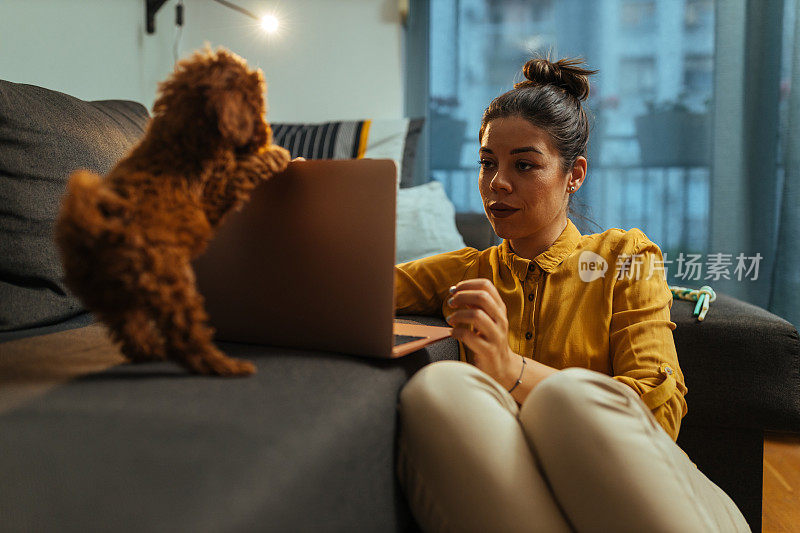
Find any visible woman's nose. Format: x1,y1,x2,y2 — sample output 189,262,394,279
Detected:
490,170,512,193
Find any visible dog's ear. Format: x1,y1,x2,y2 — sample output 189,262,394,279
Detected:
207,89,253,146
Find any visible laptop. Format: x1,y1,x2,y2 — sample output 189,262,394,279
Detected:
192,158,452,358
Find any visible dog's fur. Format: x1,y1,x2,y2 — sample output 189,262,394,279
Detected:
54,47,290,376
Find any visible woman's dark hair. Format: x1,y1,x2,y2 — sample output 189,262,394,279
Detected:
479,56,601,231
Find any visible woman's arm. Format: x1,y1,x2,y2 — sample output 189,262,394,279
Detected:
609,238,687,441
395,249,478,316
503,353,559,405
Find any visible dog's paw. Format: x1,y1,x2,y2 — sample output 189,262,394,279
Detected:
259,145,291,176
222,357,257,376
190,354,257,377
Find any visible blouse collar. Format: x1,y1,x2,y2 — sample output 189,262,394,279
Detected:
500,218,582,279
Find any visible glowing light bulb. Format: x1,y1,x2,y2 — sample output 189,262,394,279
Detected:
260,14,279,33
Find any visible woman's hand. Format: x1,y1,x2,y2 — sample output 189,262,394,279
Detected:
446,278,518,389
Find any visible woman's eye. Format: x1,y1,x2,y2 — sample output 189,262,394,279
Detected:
478,159,495,169
516,161,536,171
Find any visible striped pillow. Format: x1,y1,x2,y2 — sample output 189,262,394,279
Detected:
271,120,370,160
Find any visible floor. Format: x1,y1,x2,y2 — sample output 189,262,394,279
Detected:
763,431,800,532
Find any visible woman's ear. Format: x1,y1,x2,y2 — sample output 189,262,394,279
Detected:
207,89,254,146
569,156,587,190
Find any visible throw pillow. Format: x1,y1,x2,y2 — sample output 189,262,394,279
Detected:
395,180,467,264
272,117,424,188
272,120,370,160
0,80,150,331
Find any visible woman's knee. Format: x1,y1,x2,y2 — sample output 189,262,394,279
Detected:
520,367,634,428
527,366,602,401
398,360,518,423
398,360,477,416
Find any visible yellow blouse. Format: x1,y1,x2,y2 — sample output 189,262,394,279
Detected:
394,218,688,441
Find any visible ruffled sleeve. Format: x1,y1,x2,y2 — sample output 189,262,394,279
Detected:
395,248,479,316
609,237,688,441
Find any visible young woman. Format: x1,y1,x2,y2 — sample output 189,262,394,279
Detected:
394,57,749,532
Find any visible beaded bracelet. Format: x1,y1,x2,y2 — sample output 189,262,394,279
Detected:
508,356,527,393
669,285,716,321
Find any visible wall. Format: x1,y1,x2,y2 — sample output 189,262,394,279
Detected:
0,0,405,121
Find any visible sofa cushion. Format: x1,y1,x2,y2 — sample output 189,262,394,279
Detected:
0,315,454,531
0,80,149,332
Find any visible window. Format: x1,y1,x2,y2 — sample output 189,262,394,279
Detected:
619,56,658,98
620,0,657,31
683,54,713,99
422,0,717,267
684,0,714,30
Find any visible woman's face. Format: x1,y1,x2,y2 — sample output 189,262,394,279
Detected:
478,116,584,250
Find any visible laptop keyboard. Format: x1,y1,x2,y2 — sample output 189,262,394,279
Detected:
393,334,425,346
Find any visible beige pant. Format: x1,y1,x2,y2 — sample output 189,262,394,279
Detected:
396,361,750,533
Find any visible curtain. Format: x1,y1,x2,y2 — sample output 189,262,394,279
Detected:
770,0,800,329
710,0,799,329
404,0,430,187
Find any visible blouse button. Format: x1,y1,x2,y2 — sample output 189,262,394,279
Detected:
525,331,533,340
528,292,534,301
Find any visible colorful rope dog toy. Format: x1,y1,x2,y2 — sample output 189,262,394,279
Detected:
669,285,716,321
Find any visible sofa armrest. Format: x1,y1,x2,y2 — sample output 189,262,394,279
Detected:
670,293,800,433
455,213,500,251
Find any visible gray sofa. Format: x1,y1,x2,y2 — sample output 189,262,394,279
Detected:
1,80,799,532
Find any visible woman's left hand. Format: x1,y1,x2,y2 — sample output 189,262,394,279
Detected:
446,278,518,388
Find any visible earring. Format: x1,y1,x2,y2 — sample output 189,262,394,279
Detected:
568,186,576,192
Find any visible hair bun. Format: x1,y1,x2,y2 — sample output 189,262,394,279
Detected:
517,57,598,101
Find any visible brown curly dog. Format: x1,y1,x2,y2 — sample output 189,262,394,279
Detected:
54,47,290,376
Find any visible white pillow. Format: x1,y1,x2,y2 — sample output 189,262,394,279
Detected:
363,118,409,188
396,181,467,263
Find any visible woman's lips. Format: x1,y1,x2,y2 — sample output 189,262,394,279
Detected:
489,204,519,218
